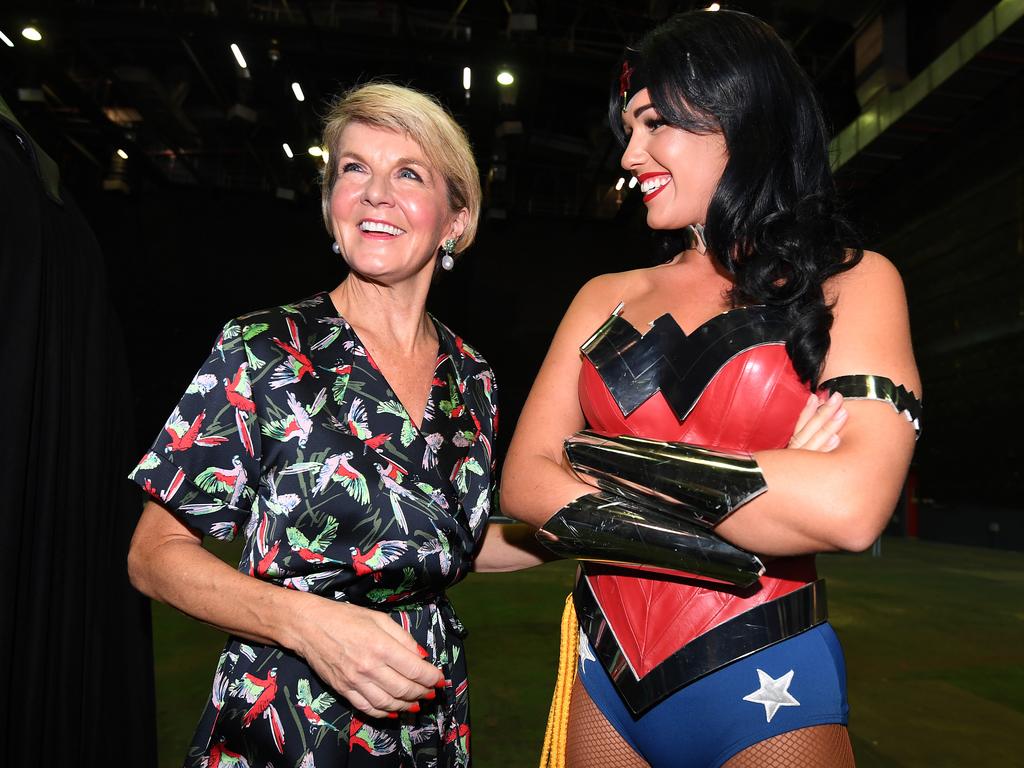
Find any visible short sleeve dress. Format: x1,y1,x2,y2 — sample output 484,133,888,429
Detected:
129,292,498,768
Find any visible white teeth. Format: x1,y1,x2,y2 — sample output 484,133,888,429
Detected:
359,221,405,235
640,176,671,194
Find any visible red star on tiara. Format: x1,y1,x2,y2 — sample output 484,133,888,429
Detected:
620,61,634,110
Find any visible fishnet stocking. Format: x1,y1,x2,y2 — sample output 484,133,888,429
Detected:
564,678,649,768
722,724,856,768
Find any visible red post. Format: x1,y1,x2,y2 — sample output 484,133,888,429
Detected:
904,469,919,538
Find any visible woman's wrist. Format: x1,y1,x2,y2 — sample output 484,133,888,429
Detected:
265,585,316,655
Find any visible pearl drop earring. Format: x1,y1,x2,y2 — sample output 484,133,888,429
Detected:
440,239,456,271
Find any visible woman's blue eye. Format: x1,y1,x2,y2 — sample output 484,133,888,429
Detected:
399,168,422,181
342,162,363,173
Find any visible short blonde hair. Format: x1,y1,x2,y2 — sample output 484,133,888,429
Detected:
321,82,481,254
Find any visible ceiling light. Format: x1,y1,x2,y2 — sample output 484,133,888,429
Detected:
496,70,514,86
0,30,14,47
615,177,626,191
21,26,42,42
706,3,721,11
116,149,128,160
308,145,322,157
230,43,247,69
282,143,294,159
628,176,638,189
292,82,305,102
463,67,472,91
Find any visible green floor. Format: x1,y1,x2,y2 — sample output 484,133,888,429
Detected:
153,537,1024,767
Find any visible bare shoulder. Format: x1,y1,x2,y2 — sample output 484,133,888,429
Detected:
536,267,650,371
826,250,905,308
820,250,920,392
565,268,647,330
575,267,648,306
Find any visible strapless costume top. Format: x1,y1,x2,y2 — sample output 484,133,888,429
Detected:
574,305,824,714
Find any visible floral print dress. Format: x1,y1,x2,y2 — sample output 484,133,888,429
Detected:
130,293,498,768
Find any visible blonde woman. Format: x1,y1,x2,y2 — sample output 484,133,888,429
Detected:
128,83,540,768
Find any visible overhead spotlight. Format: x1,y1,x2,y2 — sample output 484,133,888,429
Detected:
706,3,721,11
308,145,323,157
282,143,294,159
496,70,514,86
292,82,305,102
21,26,42,42
615,177,626,191
463,67,472,91
628,176,638,189
116,148,128,160
0,30,14,47
230,43,248,69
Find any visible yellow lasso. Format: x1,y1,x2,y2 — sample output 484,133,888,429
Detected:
539,594,579,768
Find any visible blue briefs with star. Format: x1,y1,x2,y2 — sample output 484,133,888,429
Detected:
578,622,849,767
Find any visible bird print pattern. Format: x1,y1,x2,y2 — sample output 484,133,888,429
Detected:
130,293,498,768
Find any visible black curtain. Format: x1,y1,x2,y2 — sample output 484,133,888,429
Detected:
0,128,156,764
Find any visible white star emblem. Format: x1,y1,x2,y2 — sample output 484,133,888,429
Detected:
742,668,800,723
578,629,597,672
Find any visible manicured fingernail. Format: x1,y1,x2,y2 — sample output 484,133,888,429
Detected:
386,712,399,719
827,435,840,448
832,408,848,421
416,645,429,658
409,702,421,713
829,391,842,403
435,678,451,688
424,690,436,700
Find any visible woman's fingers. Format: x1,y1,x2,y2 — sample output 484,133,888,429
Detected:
370,612,445,687
297,598,443,717
791,393,819,439
341,686,392,720
788,392,846,451
802,408,846,452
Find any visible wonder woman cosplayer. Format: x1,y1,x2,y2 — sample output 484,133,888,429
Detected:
502,10,921,768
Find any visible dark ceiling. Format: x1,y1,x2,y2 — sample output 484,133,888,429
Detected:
0,0,1001,219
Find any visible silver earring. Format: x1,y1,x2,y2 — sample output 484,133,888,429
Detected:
440,239,456,271
331,241,341,254
690,223,707,253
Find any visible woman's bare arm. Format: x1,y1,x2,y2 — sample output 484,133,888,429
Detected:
500,274,629,527
503,252,919,557
471,522,554,572
128,501,444,717
716,251,921,554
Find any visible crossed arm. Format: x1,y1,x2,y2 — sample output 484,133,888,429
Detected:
500,251,921,557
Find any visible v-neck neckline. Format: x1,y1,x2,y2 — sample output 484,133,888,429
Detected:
320,292,446,436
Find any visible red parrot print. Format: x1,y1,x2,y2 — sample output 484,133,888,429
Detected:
230,668,279,726
127,294,499,767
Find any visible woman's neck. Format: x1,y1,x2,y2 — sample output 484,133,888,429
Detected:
329,273,436,353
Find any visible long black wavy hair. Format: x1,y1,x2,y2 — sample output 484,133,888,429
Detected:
610,10,862,387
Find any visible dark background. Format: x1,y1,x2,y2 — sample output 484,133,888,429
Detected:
3,0,1022,549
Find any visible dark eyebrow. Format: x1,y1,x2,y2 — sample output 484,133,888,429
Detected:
632,103,655,119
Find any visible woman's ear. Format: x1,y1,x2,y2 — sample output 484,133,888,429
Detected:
449,207,470,244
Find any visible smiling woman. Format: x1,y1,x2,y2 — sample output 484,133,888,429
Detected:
501,10,921,768
328,123,462,285
126,82,544,768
